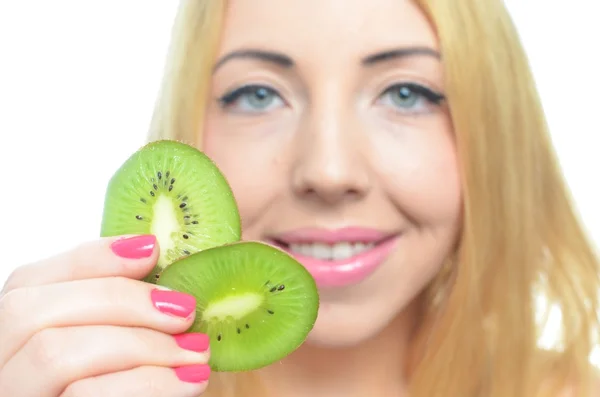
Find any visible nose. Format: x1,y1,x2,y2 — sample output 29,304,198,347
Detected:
290,108,371,205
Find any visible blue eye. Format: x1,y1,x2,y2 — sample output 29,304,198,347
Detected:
379,83,445,112
219,85,284,113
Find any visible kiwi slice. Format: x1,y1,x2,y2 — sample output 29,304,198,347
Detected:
156,241,320,372
100,140,241,281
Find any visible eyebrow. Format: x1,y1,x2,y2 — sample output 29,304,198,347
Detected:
212,46,440,72
362,46,441,65
213,49,294,72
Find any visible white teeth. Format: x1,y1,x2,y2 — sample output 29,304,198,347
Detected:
287,242,375,260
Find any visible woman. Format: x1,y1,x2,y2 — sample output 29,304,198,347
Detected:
1,0,599,396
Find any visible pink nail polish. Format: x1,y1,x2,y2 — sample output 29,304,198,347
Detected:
111,235,156,259
174,364,211,383
151,289,196,318
174,333,210,352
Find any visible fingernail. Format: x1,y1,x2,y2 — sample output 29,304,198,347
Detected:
111,235,156,259
174,333,210,352
151,289,196,318
175,364,211,383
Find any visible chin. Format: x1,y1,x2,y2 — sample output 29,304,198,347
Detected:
304,326,377,349
300,299,402,348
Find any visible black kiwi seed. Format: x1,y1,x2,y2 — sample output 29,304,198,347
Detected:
157,171,162,179
169,185,173,191
237,328,241,334
140,198,146,203
183,250,190,255
245,324,250,329
267,310,274,315
268,283,285,293
136,215,143,220
170,178,175,184
150,191,155,197
218,334,222,342
180,203,187,209
153,184,158,190
183,234,189,239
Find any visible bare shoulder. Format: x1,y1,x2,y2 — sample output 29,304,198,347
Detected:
583,367,600,397
534,348,600,397
557,372,600,397
584,374,600,397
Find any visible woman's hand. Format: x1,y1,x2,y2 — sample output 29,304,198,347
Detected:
0,235,211,397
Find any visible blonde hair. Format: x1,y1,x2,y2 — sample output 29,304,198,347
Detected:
148,1,600,396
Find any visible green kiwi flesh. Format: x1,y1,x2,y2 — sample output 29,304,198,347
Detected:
156,241,320,372
100,140,241,281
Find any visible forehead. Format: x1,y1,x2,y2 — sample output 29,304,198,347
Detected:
217,0,439,59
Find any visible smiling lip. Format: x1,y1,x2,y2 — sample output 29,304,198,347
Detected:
270,227,400,288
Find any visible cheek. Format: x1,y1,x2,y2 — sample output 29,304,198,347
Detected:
375,125,462,225
202,118,289,232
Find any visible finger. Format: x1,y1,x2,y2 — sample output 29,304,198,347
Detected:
59,364,210,397
0,277,196,366
0,326,210,397
1,235,159,294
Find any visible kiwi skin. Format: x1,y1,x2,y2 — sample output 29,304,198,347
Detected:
100,139,242,281
156,241,320,372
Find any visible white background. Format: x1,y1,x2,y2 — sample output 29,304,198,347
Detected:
0,1,599,361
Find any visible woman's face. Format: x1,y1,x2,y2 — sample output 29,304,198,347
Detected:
203,0,462,347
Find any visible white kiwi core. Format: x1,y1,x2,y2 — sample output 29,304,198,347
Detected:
150,195,181,268
202,293,264,321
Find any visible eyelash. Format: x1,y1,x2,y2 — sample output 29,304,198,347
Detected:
218,82,445,112
383,83,445,105
218,85,282,107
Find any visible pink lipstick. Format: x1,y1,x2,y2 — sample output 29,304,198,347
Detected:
270,227,400,288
